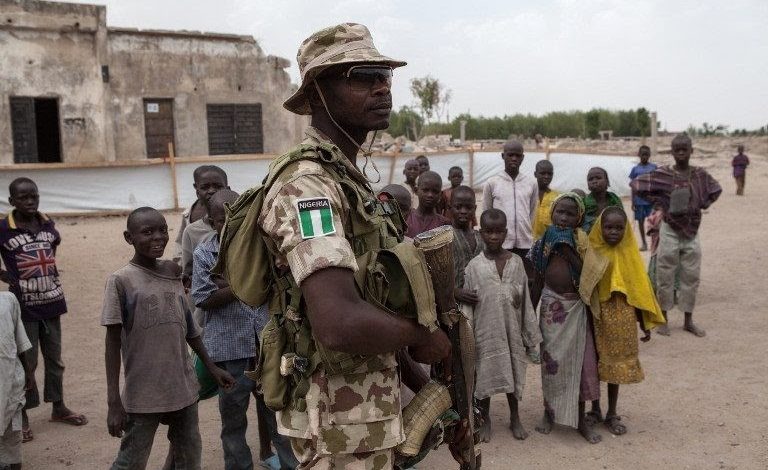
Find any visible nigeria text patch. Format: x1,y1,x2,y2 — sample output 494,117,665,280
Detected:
297,197,336,239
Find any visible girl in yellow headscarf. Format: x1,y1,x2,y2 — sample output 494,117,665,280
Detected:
579,206,666,436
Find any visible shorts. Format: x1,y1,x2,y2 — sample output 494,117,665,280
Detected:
633,204,652,221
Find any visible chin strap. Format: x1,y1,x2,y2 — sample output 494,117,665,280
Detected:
314,80,381,184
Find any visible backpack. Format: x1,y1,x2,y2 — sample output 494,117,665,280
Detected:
212,143,330,307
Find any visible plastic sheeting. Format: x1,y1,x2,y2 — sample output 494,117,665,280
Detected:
0,151,639,214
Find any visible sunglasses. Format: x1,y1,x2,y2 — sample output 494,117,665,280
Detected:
339,65,393,91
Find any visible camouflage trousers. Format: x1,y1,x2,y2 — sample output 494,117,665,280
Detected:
291,437,393,470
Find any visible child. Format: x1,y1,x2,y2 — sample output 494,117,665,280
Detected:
0,293,32,470
402,159,420,210
451,186,483,306
731,144,749,196
532,160,560,239
180,166,229,283
102,207,234,470
571,188,586,199
191,191,297,470
629,145,657,251
379,184,413,218
527,193,602,444
582,167,622,233
416,154,430,175
0,177,86,443
437,166,464,220
464,209,541,442
174,165,229,267
405,171,450,238
579,207,665,435
631,135,721,337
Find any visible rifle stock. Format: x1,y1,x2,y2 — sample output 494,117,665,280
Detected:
414,227,481,470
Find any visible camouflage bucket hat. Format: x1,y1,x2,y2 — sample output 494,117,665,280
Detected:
284,23,407,115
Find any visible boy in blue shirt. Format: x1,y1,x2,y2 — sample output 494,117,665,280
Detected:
629,146,657,251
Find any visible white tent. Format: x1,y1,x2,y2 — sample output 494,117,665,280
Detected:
0,151,639,215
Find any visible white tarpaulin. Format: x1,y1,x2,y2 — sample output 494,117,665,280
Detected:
0,151,639,215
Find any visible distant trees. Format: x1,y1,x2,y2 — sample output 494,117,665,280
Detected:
388,107,656,140
386,107,766,140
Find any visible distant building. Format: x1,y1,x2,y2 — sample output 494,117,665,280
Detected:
0,0,306,164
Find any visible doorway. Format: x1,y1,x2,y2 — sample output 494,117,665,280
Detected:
9,96,62,163
143,98,175,158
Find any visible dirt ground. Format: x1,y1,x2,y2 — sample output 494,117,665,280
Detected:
12,143,768,469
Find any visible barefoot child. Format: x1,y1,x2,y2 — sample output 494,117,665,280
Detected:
379,184,413,219
629,146,657,251
179,166,229,283
0,178,87,443
583,167,622,233
437,166,464,221
532,160,560,240
0,293,33,470
402,159,420,210
405,171,450,238
416,154,430,175
527,193,602,444
451,186,483,307
464,209,541,442
102,207,234,470
192,191,297,470
579,207,666,435
630,135,722,337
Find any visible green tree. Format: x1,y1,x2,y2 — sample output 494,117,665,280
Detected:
636,107,650,136
386,106,423,140
409,76,451,133
585,110,601,139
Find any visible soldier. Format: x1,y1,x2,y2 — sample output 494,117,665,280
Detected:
259,24,452,468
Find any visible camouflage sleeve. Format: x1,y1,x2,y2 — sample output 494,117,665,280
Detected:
260,161,358,286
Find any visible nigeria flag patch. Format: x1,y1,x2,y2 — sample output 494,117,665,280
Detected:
297,198,336,239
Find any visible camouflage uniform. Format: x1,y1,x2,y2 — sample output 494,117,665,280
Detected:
261,24,408,469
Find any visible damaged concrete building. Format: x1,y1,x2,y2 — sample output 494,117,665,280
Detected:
0,0,306,165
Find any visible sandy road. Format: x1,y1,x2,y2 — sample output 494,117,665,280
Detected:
15,148,768,469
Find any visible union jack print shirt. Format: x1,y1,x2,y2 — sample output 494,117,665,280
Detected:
0,211,67,321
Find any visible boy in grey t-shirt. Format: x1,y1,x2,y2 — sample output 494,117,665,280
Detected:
102,207,234,470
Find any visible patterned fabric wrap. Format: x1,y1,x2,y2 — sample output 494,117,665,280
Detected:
284,23,407,115
528,226,582,288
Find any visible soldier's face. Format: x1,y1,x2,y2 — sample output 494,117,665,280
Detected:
316,64,393,131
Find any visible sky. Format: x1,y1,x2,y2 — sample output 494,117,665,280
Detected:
66,0,767,131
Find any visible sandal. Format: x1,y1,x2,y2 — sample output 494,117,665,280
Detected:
50,413,88,426
604,414,627,435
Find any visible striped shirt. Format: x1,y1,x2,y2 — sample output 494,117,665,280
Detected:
191,236,268,363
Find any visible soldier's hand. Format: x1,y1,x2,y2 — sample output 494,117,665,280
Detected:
410,328,451,365
448,418,474,464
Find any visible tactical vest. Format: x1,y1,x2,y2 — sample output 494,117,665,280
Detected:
217,140,437,413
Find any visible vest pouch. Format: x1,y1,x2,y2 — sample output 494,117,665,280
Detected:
669,186,691,215
259,316,290,411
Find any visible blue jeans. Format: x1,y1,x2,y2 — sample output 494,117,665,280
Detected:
218,358,255,470
111,403,201,470
254,392,298,469
218,359,298,470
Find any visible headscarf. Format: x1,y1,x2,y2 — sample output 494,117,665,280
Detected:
552,192,585,227
586,208,665,329
527,192,588,287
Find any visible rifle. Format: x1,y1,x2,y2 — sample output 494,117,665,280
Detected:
413,226,481,470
